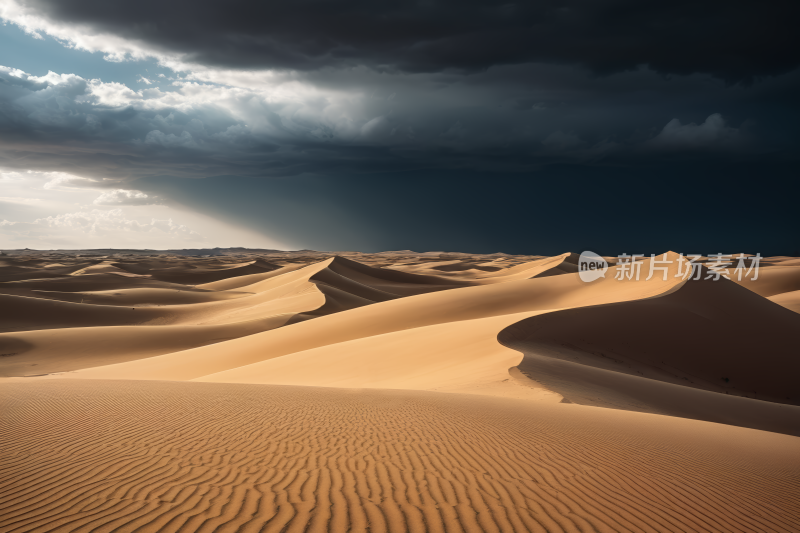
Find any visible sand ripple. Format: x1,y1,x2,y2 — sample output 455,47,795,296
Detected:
2,380,798,533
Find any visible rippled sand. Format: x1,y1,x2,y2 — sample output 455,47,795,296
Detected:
3,381,799,533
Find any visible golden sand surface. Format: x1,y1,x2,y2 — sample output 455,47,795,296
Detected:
1,249,799,531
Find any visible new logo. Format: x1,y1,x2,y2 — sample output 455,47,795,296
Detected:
578,251,608,282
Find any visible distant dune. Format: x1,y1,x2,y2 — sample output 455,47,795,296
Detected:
1,249,799,531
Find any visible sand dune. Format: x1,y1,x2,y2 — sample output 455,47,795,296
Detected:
69,261,132,276
2,249,799,531
0,320,295,378
498,276,800,435
731,264,800,297
322,256,467,294
113,258,284,285
196,263,306,291
0,257,435,333
501,273,800,403
0,273,190,293
61,253,687,382
195,261,800,436
469,254,573,283
0,256,469,375
1,287,249,306
194,312,545,393
770,289,800,313
0,259,96,282
389,253,573,283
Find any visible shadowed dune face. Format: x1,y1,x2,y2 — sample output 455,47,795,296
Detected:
0,260,96,282
500,274,800,405
497,272,800,436
1,249,800,531
2,380,799,533
112,258,285,285
0,274,195,293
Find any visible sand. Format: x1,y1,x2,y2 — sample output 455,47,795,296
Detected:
1,249,799,531
770,289,800,314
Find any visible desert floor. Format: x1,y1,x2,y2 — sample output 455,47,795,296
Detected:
1,249,799,532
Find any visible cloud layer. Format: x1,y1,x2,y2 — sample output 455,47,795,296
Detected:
1,209,200,240
0,1,797,252
0,169,286,249
1,62,789,184
6,0,798,82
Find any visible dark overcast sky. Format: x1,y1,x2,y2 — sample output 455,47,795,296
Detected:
0,0,798,253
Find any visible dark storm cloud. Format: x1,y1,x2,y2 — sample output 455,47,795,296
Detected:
1,63,794,186
2,0,797,182
2,1,798,254
20,0,800,83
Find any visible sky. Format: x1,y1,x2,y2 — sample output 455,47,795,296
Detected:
0,0,798,254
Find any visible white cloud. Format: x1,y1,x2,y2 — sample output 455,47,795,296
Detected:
85,79,144,106
93,189,163,206
0,197,42,205
43,172,101,190
0,170,28,181
0,63,385,150
1,208,203,240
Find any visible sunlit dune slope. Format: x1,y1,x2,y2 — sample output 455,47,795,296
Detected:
389,253,576,283
195,263,306,291
730,264,800,297
0,321,291,377
69,261,132,276
63,253,686,382
770,289,800,313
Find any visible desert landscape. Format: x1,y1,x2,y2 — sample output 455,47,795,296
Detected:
2,0,798,530
1,248,799,532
